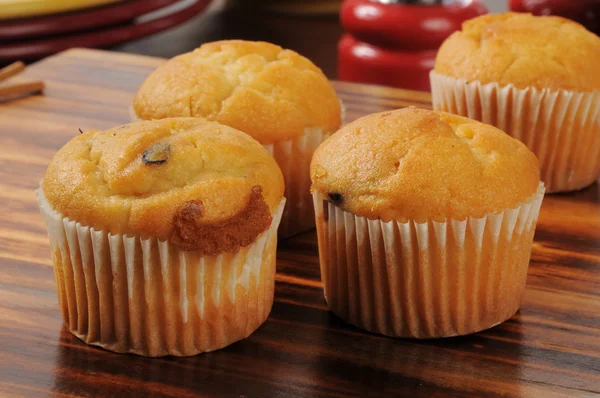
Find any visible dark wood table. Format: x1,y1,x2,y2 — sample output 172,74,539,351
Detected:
1,48,599,398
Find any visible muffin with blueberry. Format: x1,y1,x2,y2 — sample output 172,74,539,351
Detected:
38,118,285,356
311,107,544,338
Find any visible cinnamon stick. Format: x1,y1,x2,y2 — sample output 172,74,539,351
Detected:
0,61,25,83
0,80,44,99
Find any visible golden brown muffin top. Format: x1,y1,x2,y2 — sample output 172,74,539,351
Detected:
133,40,342,144
310,107,540,222
43,118,284,254
434,13,600,91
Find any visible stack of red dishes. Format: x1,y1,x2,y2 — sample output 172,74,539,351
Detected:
0,0,213,63
338,0,487,91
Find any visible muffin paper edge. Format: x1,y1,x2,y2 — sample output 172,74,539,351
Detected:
313,183,545,338
37,187,285,356
264,127,330,238
430,70,600,193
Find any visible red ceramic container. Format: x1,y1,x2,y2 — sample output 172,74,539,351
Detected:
338,0,487,91
510,0,600,34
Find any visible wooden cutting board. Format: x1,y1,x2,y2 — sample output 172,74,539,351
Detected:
0,48,598,398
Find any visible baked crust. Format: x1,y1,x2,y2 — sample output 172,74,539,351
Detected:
435,13,600,91
310,107,540,222
43,118,284,252
133,40,341,144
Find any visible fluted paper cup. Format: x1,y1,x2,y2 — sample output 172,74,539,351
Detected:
313,184,545,338
430,71,600,193
264,128,329,238
37,188,285,356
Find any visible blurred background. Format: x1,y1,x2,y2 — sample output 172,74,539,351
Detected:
1,0,598,91
113,0,506,66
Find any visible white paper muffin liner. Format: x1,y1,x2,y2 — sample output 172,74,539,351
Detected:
37,188,285,356
264,128,330,238
313,184,545,338
130,106,331,238
430,71,600,193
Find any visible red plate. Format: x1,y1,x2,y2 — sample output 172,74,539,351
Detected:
0,0,186,42
0,0,212,62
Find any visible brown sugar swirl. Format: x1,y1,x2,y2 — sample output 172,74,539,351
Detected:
171,186,273,253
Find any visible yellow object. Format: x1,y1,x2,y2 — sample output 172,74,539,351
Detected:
0,0,120,20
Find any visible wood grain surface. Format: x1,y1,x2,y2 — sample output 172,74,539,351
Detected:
0,48,599,398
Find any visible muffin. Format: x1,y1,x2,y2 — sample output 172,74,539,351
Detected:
310,107,545,338
430,13,600,193
37,118,285,356
133,40,342,237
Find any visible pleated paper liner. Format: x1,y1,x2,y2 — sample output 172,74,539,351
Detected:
264,128,330,238
37,188,285,357
430,71,600,193
130,105,332,238
128,104,138,122
313,184,545,338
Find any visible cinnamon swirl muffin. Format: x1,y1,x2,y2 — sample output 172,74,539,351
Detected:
37,118,285,356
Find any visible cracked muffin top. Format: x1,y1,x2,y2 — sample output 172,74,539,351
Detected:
434,13,600,92
43,118,284,254
133,40,342,145
310,107,540,222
